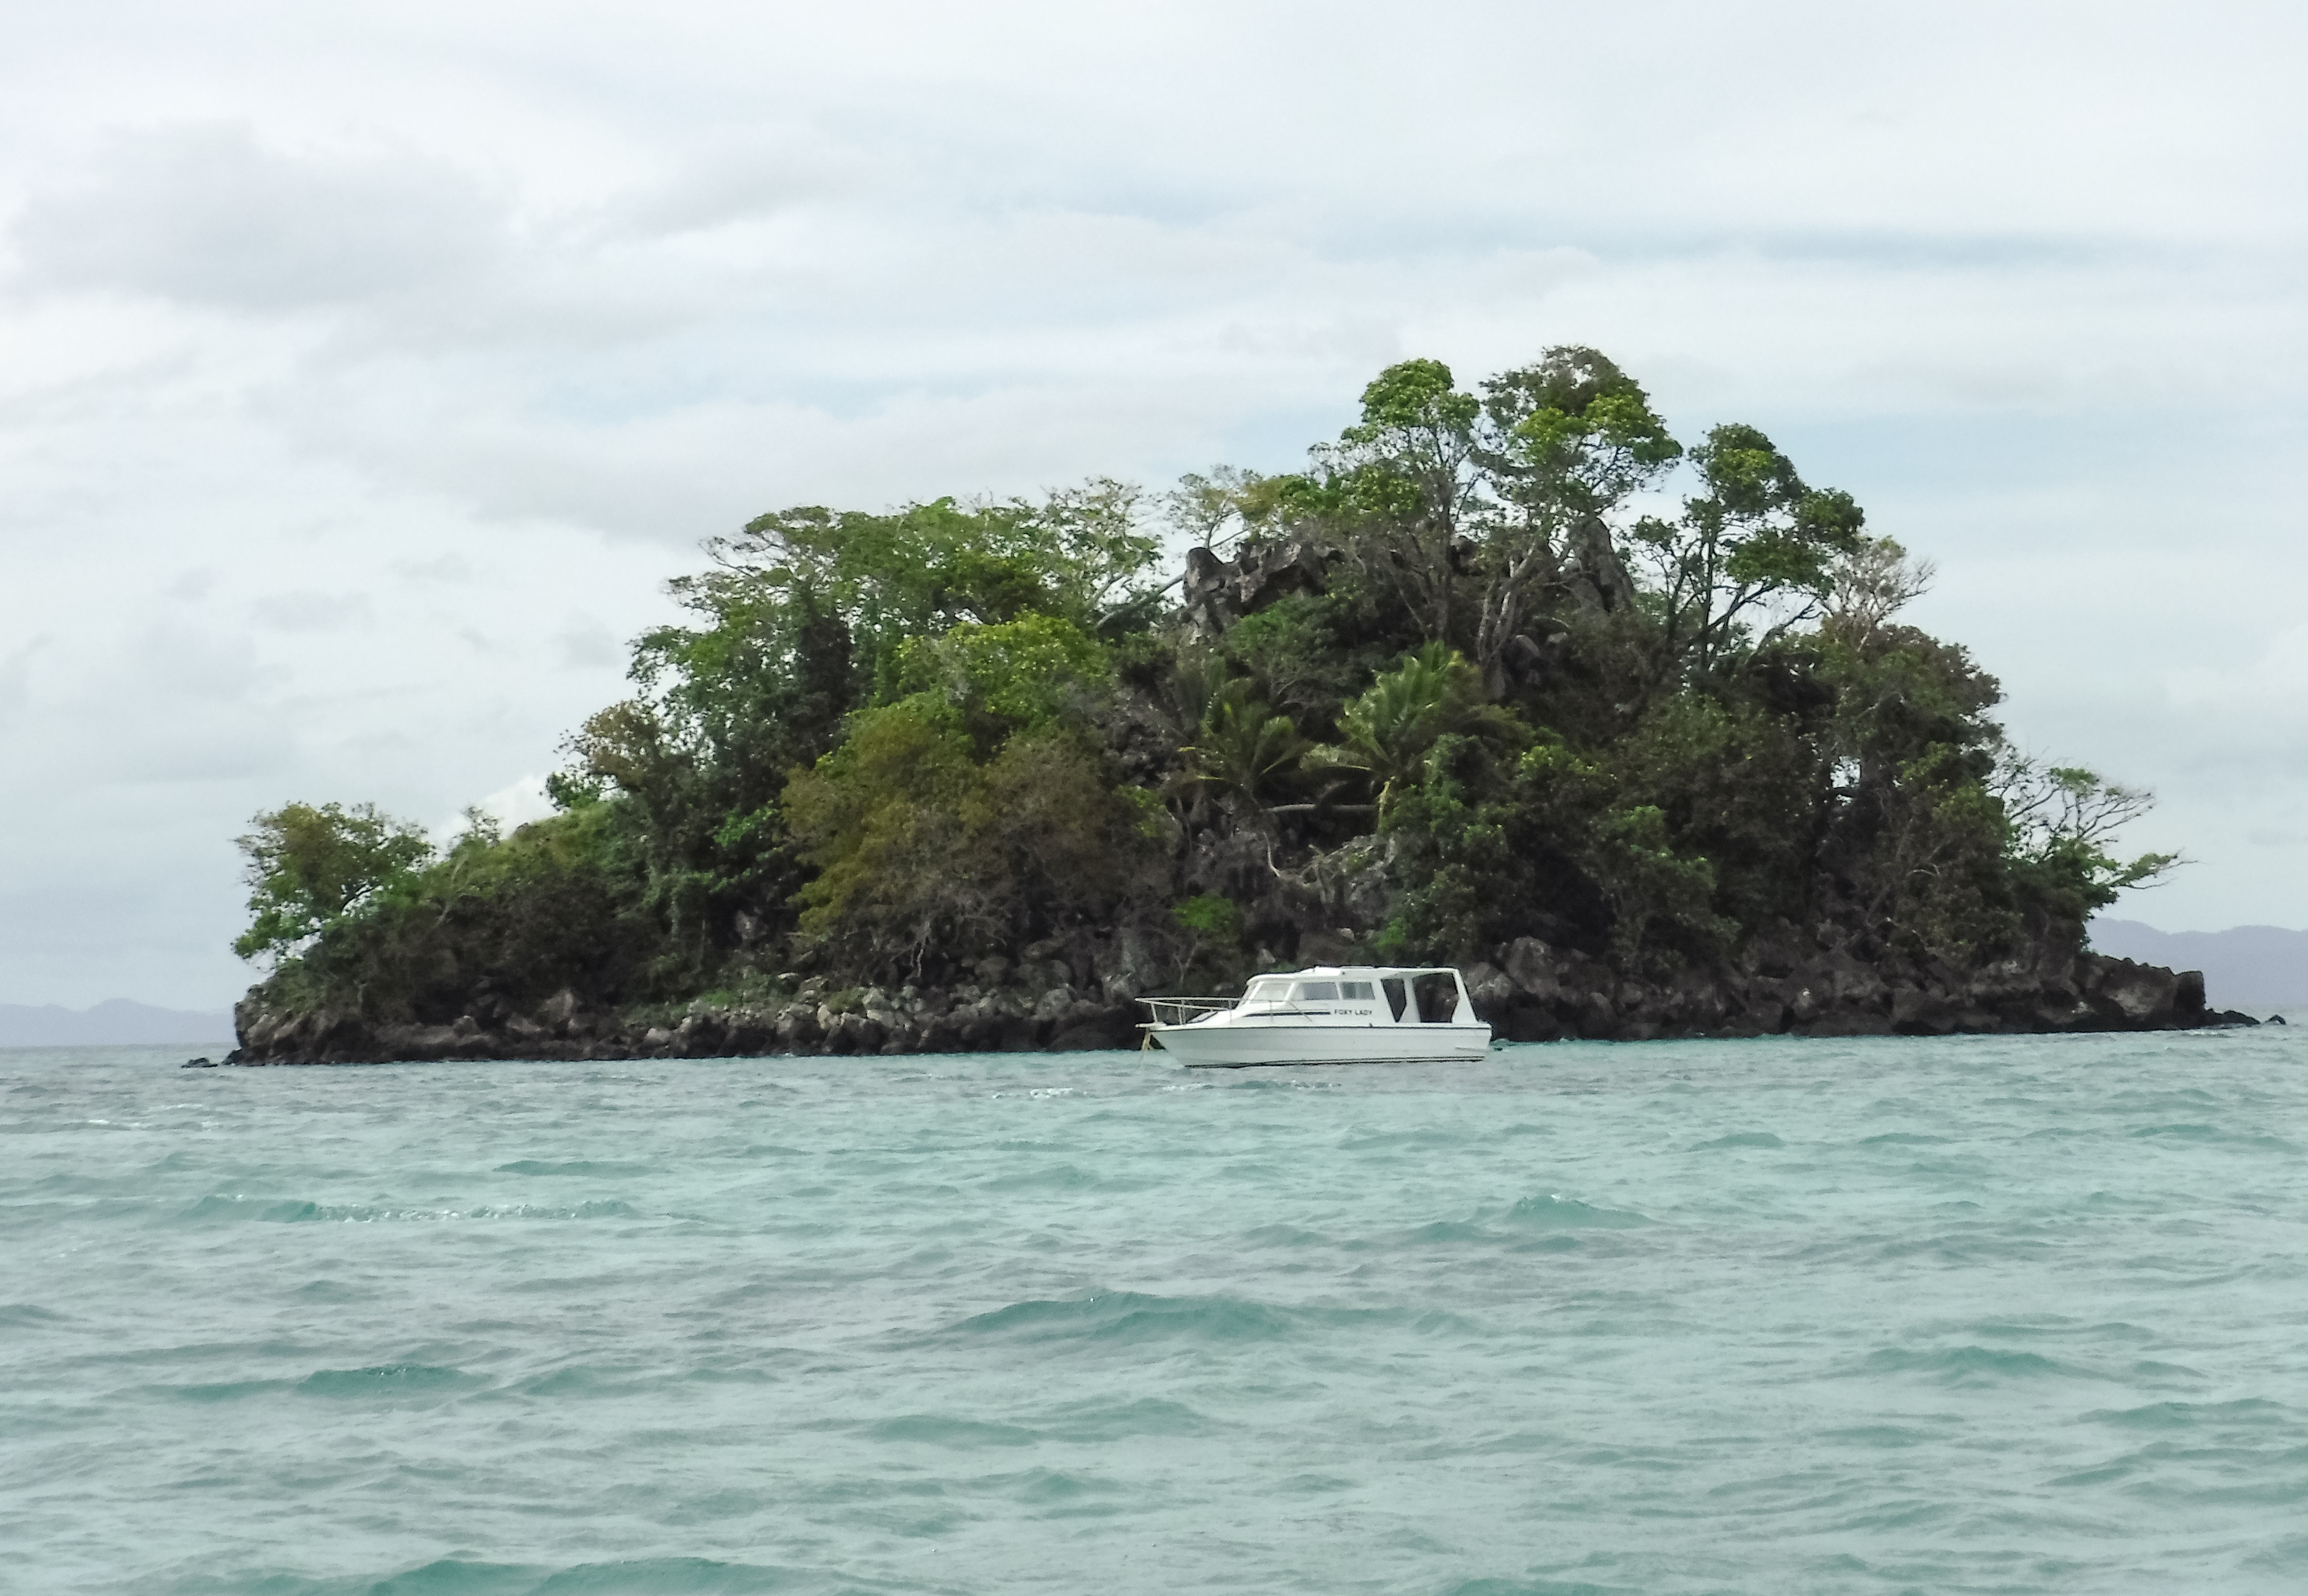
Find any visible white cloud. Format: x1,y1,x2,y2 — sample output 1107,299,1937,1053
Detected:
554,617,623,670
10,124,506,311
436,773,558,846
0,635,46,725
250,590,376,634
2168,625,2308,722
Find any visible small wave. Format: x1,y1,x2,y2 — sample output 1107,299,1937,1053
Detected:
2128,1358,2209,1380
1405,1220,1496,1244
2244,1534,2308,1575
868,1414,1038,1448
1694,1131,1783,1149
1341,1127,1468,1150
1858,1132,1951,1146
1819,1423,1934,1448
951,1291,1295,1345
1238,1223,1328,1248
179,1195,641,1222
365,1558,545,1596
512,1365,667,1400
1039,1396,1222,1441
1273,1472,1357,1494
947,1290,1470,1348
296,1364,488,1399
1860,1345,2086,1383
2085,1397,2288,1430
2128,1123,2302,1152
0,1302,69,1328
147,1377,297,1403
978,1164,1110,1192
1009,1467,1124,1505
530,1557,806,1594
495,1160,656,1177
1504,1194,1652,1229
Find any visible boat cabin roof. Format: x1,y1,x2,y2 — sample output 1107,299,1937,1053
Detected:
1249,966,1464,982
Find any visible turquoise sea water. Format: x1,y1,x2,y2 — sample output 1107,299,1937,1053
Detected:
6,1034,2308,1595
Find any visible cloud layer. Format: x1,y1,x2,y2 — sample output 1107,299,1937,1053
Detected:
4,0,2305,1004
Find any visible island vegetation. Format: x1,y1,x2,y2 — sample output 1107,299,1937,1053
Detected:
228,349,2209,1062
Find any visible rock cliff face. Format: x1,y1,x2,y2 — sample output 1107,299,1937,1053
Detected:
1180,537,1334,636
1462,935,2218,1043
231,975,1146,1065
228,922,2234,1065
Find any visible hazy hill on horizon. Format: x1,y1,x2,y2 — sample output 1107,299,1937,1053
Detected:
2090,920,2308,1015
0,1000,237,1049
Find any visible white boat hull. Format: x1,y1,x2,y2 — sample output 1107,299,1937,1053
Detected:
1143,1022,1493,1068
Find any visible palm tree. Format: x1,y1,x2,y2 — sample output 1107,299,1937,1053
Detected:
1172,678,1310,824
1315,644,1518,817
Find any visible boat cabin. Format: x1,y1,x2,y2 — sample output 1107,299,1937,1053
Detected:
1232,967,1471,1024
1140,966,1473,1029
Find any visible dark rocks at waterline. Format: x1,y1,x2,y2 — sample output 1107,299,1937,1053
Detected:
1465,937,2226,1044
225,939,2237,1065
226,979,1148,1065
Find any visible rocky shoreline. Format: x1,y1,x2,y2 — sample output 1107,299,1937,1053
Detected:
222,933,2254,1065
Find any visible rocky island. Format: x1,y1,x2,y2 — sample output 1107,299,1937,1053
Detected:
226,350,2233,1065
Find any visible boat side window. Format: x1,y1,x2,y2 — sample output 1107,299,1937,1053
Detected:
1412,972,1459,1023
1380,977,1408,1021
1339,981,1374,1001
1295,981,1338,1002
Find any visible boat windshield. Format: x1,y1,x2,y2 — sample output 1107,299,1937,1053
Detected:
1242,977,1291,1003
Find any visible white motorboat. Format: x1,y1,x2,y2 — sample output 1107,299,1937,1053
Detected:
1137,965,1493,1067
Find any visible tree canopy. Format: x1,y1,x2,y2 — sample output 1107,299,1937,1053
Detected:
232,347,2176,1029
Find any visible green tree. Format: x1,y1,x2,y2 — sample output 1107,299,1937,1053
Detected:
1472,347,1682,681
1315,644,1519,818
1311,359,1486,644
233,802,434,960
783,702,1162,978
1999,759,2179,923
1630,423,1867,681
1499,737,1735,966
891,612,1112,735
1220,593,1364,722
694,481,1160,698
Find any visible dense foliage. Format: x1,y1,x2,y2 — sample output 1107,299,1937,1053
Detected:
235,350,2174,1025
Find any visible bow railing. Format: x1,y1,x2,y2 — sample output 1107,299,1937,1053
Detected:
1137,996,1240,1027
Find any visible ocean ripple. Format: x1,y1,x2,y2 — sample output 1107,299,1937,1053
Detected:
6,1031,2308,1595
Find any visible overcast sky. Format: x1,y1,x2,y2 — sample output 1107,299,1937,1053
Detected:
5,0,2305,1009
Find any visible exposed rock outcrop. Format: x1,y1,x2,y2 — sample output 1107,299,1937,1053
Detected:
1468,936,2216,1043
1180,537,1336,636
229,927,2230,1064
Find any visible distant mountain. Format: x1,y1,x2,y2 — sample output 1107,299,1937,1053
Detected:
0,1000,237,1048
2089,920,2308,1015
